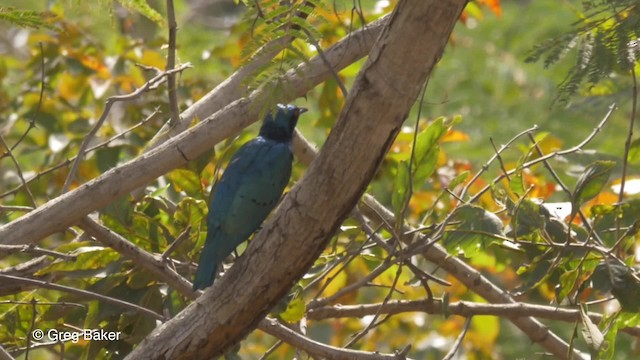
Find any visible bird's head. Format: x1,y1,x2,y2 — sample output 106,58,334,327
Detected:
259,104,307,142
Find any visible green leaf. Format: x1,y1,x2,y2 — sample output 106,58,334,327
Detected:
628,137,640,164
448,170,469,189
168,169,204,197
513,256,553,296
442,292,450,319
443,205,504,257
509,154,526,195
0,7,58,30
412,117,447,186
391,160,410,223
102,196,134,227
95,147,122,173
511,199,545,236
557,269,579,302
115,0,165,27
593,199,640,247
572,160,615,210
174,197,207,228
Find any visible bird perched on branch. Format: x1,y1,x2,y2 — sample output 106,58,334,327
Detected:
193,104,307,290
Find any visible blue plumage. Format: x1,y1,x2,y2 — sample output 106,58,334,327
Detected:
193,104,307,290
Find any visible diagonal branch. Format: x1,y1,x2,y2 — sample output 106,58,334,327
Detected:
0,14,387,252
258,318,411,360
123,1,468,359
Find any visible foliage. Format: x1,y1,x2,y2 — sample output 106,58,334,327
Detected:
525,0,640,104
1,0,639,359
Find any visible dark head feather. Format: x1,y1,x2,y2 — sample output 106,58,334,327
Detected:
259,104,307,142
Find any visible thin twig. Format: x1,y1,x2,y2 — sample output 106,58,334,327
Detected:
0,135,36,207
0,109,160,200
442,316,472,360
490,137,510,181
161,226,191,259
166,0,181,126
0,205,33,213
0,245,76,261
306,298,640,337
6,42,45,155
302,27,348,98
615,67,637,243
61,64,191,193
77,216,196,299
0,274,165,321
25,298,37,360
0,300,85,308
258,318,410,360
468,104,617,205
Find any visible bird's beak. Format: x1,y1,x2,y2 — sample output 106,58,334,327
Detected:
299,107,308,114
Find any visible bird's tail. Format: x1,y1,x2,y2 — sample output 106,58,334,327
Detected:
193,241,219,290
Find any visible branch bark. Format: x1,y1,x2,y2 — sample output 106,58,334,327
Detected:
124,1,468,358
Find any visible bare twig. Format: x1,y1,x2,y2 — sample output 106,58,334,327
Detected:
61,64,191,193
25,298,37,360
6,42,45,156
0,245,76,261
258,318,410,360
0,300,85,309
161,226,191,259
0,135,36,207
307,298,640,337
467,104,617,205
0,205,33,213
490,137,510,181
442,316,472,360
0,345,13,360
77,216,196,299
0,274,165,321
0,109,160,200
615,68,637,243
166,0,181,126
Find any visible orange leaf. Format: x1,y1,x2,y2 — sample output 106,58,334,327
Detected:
442,129,470,143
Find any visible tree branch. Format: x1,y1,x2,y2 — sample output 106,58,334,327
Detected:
258,318,411,360
123,1,468,358
0,14,387,252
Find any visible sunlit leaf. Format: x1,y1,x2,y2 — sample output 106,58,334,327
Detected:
572,160,615,211
168,169,204,197
628,138,640,164
557,268,579,302
174,197,207,228
443,205,503,257
413,117,446,186
391,160,410,223
279,296,306,323
115,0,165,27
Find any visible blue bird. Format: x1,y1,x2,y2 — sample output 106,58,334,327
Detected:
193,104,307,290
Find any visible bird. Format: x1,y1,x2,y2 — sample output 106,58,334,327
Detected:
192,104,307,290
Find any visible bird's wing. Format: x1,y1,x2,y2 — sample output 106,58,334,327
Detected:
205,138,292,260
221,140,293,235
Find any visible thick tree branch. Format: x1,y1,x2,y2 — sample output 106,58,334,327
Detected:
124,1,467,359
0,16,386,250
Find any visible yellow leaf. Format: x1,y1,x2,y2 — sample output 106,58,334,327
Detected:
57,72,87,102
279,297,306,323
